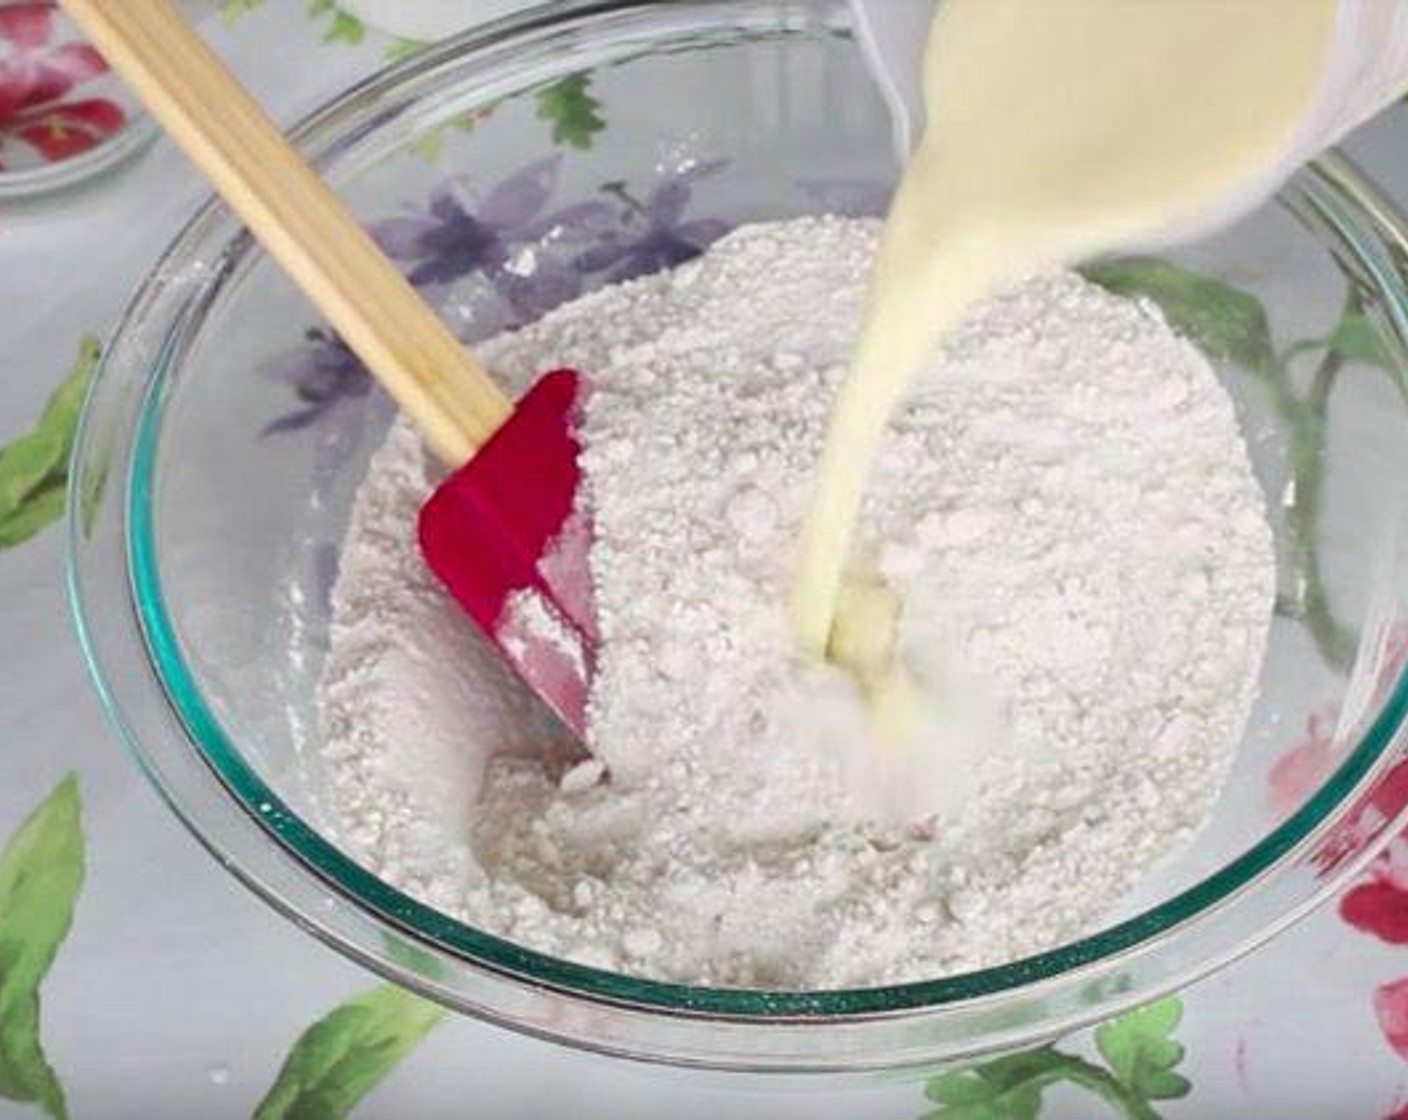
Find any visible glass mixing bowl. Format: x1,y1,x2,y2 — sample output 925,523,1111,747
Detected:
68,0,1408,1073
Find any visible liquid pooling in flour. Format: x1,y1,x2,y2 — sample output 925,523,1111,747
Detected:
792,0,1335,709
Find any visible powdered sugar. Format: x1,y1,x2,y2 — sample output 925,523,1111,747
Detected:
316,217,1274,988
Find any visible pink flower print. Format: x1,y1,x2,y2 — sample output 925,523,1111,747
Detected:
1267,618,1408,875
0,3,123,170
0,5,103,113
1377,624,1408,708
1267,706,1341,820
0,1,47,45
1313,756,1408,878
14,96,122,161
1343,840,1408,944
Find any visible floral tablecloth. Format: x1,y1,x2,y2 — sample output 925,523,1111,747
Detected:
5,4,1408,1118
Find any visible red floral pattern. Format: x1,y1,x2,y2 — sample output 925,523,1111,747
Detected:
1267,705,1340,820
1265,622,1408,1105
1266,621,1408,875
1344,840,1408,945
0,2,124,170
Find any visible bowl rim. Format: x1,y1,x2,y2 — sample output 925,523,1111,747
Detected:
66,0,1408,1069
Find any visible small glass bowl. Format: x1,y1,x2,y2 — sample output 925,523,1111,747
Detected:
68,0,1408,1073
0,1,155,201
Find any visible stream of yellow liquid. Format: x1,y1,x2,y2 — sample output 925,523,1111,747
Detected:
793,0,1338,710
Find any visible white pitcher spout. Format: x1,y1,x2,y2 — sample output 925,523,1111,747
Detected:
851,0,1408,242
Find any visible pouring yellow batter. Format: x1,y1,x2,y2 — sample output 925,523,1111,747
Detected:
794,0,1337,697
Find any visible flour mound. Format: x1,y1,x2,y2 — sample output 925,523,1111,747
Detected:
316,217,1275,989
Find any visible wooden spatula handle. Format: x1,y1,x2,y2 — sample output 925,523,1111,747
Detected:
62,0,512,466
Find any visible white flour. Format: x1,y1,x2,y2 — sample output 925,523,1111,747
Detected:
316,217,1275,988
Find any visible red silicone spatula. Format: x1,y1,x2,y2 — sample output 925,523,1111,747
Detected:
65,0,594,734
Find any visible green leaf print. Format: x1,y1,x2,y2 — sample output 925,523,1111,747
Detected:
536,75,606,150
306,0,366,46
0,775,85,1120
406,112,483,163
1285,308,1396,373
922,998,1190,1120
923,1049,1065,1120
220,0,367,44
1096,998,1192,1103
0,426,65,518
218,0,264,27
254,984,445,1120
1086,257,1372,671
0,336,100,551
384,37,427,63
0,485,68,549
1082,256,1276,375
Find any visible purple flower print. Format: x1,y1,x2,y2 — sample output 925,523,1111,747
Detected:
372,155,613,324
262,328,370,435
575,160,731,283
260,156,736,475
261,328,390,480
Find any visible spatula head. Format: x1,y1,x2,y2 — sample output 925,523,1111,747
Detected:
418,369,594,737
